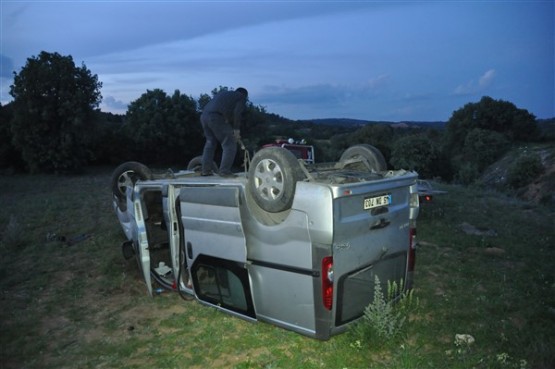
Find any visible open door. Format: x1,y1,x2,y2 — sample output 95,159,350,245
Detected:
133,193,153,296
180,185,255,319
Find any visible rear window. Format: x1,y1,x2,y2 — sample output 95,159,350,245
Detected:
335,253,407,326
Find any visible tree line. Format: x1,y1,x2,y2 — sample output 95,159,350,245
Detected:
1,51,551,189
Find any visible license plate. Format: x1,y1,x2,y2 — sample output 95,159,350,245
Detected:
363,194,391,209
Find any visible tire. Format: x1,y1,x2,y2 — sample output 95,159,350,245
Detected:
248,147,304,213
339,144,387,172
187,156,218,173
111,161,153,204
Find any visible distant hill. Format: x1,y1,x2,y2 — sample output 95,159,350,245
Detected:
299,118,446,129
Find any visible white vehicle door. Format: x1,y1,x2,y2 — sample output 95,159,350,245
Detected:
133,192,153,296
179,185,255,319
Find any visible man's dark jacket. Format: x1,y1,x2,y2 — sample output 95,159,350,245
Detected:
203,90,247,129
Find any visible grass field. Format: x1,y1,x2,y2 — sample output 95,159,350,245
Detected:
1,168,554,369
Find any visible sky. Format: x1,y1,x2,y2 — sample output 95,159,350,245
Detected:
1,0,554,122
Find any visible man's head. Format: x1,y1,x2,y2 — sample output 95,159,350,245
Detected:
236,87,248,97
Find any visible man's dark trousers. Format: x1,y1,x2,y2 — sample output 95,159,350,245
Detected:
200,111,237,175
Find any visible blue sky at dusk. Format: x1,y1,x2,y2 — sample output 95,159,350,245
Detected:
1,1,553,121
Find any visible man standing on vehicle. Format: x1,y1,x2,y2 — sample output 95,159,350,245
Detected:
200,87,248,177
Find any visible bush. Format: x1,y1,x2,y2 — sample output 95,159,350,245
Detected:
462,128,510,171
390,135,441,178
351,276,418,347
454,162,481,185
507,154,544,188
125,89,202,165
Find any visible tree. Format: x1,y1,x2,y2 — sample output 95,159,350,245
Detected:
390,135,442,179
9,51,102,173
461,128,509,171
443,96,538,184
445,96,538,154
351,124,396,162
125,89,202,164
0,102,24,169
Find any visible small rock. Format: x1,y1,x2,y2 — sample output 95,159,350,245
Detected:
484,247,505,256
455,334,475,346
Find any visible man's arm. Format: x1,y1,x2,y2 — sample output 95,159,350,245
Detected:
232,96,246,130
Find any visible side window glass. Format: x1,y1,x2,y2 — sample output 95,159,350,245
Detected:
192,256,254,317
196,265,247,311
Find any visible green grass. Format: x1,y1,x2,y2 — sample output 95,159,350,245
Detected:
1,169,554,368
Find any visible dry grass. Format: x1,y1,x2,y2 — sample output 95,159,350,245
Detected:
0,168,554,369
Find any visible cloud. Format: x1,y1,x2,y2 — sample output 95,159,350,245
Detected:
102,96,128,112
453,69,496,95
363,74,391,91
254,77,400,120
479,69,496,88
2,1,377,64
258,76,392,109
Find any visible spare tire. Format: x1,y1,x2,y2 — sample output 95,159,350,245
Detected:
111,161,153,204
339,144,387,172
248,147,304,213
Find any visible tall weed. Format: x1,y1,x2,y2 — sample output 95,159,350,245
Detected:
351,276,418,347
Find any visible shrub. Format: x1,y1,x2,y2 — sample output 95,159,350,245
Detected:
455,162,481,185
507,154,544,188
351,276,418,346
390,135,441,178
462,128,510,171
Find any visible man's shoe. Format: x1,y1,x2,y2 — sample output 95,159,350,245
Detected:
219,172,237,178
200,171,214,176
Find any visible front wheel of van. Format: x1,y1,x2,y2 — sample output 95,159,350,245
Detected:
111,161,153,211
339,144,387,172
248,147,304,213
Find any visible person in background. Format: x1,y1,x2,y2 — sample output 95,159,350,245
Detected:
200,87,248,177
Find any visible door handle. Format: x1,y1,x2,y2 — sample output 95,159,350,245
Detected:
370,218,390,230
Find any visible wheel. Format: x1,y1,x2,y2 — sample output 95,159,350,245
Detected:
248,147,304,213
339,144,387,172
187,156,218,173
111,161,153,204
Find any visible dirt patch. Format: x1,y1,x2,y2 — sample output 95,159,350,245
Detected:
468,247,506,256
459,222,497,236
196,347,270,369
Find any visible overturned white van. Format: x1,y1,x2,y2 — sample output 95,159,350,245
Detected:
111,145,419,340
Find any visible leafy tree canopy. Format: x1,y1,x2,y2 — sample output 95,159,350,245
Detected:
9,51,102,173
461,128,509,171
445,96,538,153
125,89,202,164
390,135,441,179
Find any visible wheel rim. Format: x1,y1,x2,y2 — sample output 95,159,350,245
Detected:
117,170,135,197
253,158,284,201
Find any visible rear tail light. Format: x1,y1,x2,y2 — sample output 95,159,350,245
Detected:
322,256,333,310
408,228,417,272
